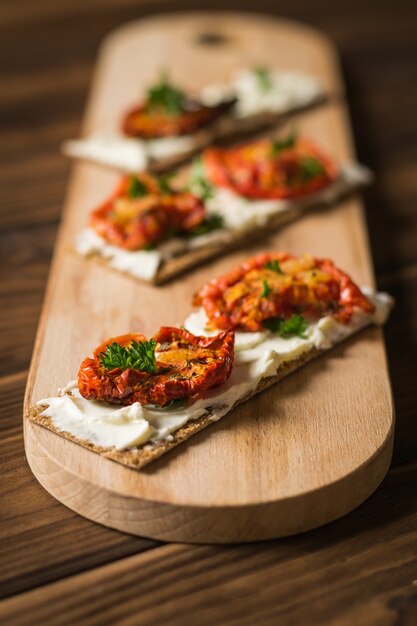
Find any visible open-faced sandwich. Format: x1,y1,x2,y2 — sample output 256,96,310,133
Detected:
29,252,393,470
75,131,371,283
62,67,324,173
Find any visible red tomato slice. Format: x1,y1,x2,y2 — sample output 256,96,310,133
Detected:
202,138,337,200
193,252,374,332
78,328,235,407
90,174,205,251
122,99,235,139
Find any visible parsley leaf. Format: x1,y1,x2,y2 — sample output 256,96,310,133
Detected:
187,213,224,238
99,339,158,374
154,397,186,409
128,175,148,198
158,172,174,194
300,157,326,181
262,317,283,332
261,279,272,298
188,156,215,202
253,66,273,92
264,259,283,274
263,314,308,339
271,129,297,155
146,72,185,116
279,314,308,338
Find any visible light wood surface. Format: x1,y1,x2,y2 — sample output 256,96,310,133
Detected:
23,13,394,543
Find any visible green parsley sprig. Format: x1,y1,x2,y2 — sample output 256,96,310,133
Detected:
261,279,272,298
263,314,308,339
253,66,273,92
300,157,326,181
99,339,158,374
271,129,297,155
158,172,175,194
187,213,224,238
188,156,215,202
155,397,186,409
264,259,283,274
128,175,148,199
146,72,185,116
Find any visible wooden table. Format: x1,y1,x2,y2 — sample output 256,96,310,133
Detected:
1,1,416,623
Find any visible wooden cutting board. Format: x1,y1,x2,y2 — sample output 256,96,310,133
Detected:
23,12,394,543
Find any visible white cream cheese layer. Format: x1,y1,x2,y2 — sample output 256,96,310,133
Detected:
202,163,371,232
75,162,371,281
75,228,162,281
185,289,392,356
185,307,268,351
201,69,323,120
37,290,393,451
62,133,199,173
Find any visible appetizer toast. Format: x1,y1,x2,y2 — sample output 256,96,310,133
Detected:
74,132,371,284
29,253,393,470
63,67,325,173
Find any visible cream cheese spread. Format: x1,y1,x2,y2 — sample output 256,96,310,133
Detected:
37,290,393,451
75,162,371,282
62,133,199,173
75,228,162,281
201,69,323,119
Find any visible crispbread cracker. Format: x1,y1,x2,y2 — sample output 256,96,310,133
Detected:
76,169,367,285
76,206,301,286
27,347,321,471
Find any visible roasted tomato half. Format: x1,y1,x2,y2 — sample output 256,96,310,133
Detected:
90,173,205,251
122,75,236,139
202,137,337,200
123,98,235,139
193,252,374,332
78,328,235,407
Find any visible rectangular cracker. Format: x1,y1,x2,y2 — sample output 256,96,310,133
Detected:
78,170,368,286
27,347,321,471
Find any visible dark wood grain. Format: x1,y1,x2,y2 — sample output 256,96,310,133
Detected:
1,0,416,622
1,458,417,625
0,373,156,599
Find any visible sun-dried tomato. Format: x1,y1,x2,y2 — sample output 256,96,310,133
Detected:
78,328,235,407
193,253,374,332
90,174,205,251
122,99,235,139
202,138,337,200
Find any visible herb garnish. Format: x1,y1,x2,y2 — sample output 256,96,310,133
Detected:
188,156,215,202
99,339,158,373
128,175,148,199
146,72,185,116
300,157,326,181
155,397,186,409
262,317,282,332
271,129,297,155
253,66,273,92
187,213,224,238
158,172,175,194
264,259,283,274
263,314,308,339
261,279,272,298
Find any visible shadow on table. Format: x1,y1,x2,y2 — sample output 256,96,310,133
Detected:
343,60,417,466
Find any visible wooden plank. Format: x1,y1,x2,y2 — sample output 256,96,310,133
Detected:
23,13,394,543
1,458,417,625
0,372,155,600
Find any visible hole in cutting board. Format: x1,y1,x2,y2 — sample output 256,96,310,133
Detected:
195,31,231,46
